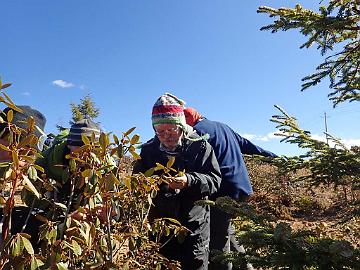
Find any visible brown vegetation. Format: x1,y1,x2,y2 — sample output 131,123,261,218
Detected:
246,158,359,248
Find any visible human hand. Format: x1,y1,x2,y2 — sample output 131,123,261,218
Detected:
165,175,188,190
70,205,116,223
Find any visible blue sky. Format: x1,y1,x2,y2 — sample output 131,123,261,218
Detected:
1,0,359,156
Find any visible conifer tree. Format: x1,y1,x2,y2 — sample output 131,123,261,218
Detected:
70,94,100,123
258,1,360,107
216,3,360,268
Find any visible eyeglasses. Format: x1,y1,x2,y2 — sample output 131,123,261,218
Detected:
155,126,181,137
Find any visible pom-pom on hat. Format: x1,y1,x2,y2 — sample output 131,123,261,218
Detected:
67,118,101,147
152,93,186,128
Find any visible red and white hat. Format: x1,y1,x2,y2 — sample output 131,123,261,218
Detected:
152,93,186,128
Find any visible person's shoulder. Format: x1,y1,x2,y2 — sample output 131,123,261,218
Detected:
139,137,157,150
184,135,208,153
41,138,68,160
197,118,225,129
205,119,236,134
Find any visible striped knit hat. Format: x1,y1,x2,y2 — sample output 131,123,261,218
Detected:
152,93,186,128
67,118,101,146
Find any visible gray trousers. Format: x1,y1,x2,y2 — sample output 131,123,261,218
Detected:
208,206,246,270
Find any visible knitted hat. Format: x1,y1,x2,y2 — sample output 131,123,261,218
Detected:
0,105,46,138
67,118,101,147
184,107,203,127
152,93,186,128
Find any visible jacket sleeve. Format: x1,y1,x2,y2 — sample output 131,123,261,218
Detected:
185,141,222,197
235,133,278,157
132,159,145,174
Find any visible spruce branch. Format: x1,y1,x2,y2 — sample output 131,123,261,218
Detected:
258,1,360,106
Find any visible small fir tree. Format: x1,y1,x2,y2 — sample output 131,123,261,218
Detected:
70,94,100,123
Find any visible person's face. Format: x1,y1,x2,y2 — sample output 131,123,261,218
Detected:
68,145,81,153
154,123,183,151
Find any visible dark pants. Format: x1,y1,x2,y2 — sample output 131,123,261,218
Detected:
209,193,251,270
208,207,245,270
150,197,211,270
0,206,42,248
162,247,209,270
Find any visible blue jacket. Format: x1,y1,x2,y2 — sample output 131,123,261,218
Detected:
193,118,277,199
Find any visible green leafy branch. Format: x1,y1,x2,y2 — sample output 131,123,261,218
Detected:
258,1,360,106
264,105,360,190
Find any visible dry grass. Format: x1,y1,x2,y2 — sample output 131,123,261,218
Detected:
246,158,360,248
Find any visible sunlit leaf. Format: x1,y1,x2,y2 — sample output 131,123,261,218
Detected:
178,169,185,177
106,172,120,191
113,134,119,145
167,156,175,168
72,239,82,256
6,109,13,123
3,102,20,113
98,134,106,149
144,168,154,177
27,166,38,181
54,202,67,211
81,133,90,145
30,256,44,270
1,83,11,89
0,144,10,152
81,169,92,178
33,164,45,173
69,159,76,172
23,175,40,198
79,228,87,241
165,226,170,236
47,227,57,244
123,262,129,270
27,116,35,131
163,217,182,226
123,176,132,190
21,235,34,255
4,168,12,179
123,127,136,137
56,262,69,270
130,150,141,160
12,151,19,168
11,235,23,257
0,196,6,205
130,134,140,145
154,163,166,171
151,189,157,199
3,92,16,106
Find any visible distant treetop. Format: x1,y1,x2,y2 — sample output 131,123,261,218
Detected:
70,94,100,123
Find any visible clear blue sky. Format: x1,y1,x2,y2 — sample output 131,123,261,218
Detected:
1,0,359,156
